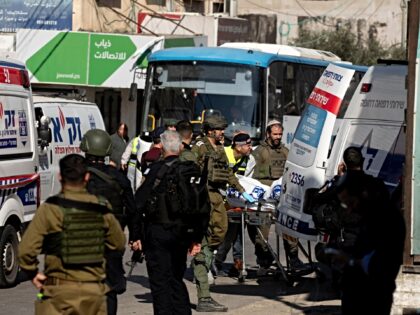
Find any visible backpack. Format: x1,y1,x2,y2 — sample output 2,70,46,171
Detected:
87,167,125,217
153,159,210,218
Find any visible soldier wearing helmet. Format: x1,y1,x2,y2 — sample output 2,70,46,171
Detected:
80,129,136,315
191,115,255,312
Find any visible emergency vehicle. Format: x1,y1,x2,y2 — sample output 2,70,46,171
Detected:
33,96,106,202
0,55,39,287
276,62,407,241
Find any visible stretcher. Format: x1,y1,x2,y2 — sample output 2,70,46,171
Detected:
227,201,290,283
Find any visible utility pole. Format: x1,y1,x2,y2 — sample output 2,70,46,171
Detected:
401,0,408,49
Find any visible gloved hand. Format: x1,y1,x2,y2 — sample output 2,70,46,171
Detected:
242,192,256,203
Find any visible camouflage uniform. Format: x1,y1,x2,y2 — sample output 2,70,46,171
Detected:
252,139,291,267
19,186,126,315
191,135,244,300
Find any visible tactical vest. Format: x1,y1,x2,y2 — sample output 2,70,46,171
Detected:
269,146,287,178
205,143,230,184
87,166,125,218
43,196,108,265
255,143,288,180
224,146,248,175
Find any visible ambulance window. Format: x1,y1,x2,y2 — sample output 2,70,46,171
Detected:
338,71,365,118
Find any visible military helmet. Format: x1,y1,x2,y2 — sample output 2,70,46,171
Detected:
80,129,112,157
203,115,228,130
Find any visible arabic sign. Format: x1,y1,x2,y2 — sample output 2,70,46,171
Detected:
15,29,158,88
89,34,136,86
276,64,355,241
0,0,72,32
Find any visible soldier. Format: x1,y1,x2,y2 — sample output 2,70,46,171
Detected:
176,120,196,162
18,154,125,315
80,129,137,315
252,120,304,273
191,116,255,312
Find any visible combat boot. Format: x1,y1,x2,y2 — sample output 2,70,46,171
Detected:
197,297,228,312
289,256,312,274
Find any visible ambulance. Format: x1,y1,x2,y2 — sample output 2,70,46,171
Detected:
0,55,39,287
33,96,106,202
276,62,407,241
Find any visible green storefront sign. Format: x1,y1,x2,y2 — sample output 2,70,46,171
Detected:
27,32,88,85
89,34,136,85
27,32,137,86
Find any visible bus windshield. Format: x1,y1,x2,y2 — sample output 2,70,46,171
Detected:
143,61,264,141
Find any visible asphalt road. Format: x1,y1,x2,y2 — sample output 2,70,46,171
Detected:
0,226,341,314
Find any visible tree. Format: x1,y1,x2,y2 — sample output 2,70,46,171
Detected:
291,29,406,65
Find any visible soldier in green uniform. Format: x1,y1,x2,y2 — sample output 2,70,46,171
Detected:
252,120,305,272
191,116,255,312
176,120,197,162
19,154,126,315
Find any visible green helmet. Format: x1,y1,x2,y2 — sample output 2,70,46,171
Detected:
203,115,228,130
80,129,112,157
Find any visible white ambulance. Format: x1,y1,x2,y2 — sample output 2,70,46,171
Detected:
33,96,106,203
0,56,39,287
276,62,407,241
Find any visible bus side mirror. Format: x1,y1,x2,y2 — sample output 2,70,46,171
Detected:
129,83,137,102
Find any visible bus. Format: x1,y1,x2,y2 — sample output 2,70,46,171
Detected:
139,45,367,146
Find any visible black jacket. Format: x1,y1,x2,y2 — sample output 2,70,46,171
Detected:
134,155,208,243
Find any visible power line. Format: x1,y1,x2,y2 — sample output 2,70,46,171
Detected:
102,5,159,36
132,0,199,35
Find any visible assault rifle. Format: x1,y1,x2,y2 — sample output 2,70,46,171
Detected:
127,250,144,278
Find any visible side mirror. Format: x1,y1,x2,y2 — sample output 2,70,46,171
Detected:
38,115,52,148
129,83,137,102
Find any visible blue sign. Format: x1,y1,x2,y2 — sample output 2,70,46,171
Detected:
0,138,17,149
0,0,72,33
294,104,326,148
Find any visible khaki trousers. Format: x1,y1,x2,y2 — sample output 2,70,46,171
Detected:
35,281,108,315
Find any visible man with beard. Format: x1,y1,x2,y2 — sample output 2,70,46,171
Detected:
252,120,306,274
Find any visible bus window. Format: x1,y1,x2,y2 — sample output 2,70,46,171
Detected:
283,64,297,115
337,71,365,118
268,61,286,121
296,64,323,114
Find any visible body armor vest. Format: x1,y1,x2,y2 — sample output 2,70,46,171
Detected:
43,196,108,265
205,143,230,184
269,146,287,178
254,143,288,180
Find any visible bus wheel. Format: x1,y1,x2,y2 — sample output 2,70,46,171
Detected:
0,225,19,287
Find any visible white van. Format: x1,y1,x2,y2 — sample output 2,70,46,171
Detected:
33,96,106,203
276,62,407,241
0,56,39,286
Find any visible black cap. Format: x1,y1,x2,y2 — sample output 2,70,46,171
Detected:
232,133,251,147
